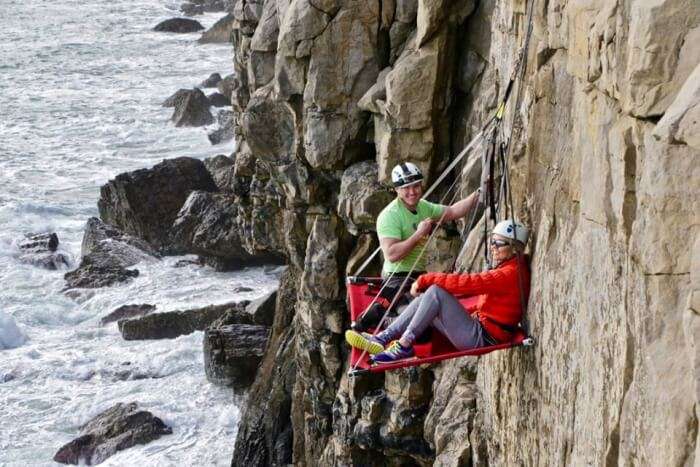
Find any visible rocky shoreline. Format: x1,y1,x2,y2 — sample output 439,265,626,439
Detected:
35,0,700,465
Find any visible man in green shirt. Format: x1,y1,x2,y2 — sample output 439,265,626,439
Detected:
352,162,479,332
377,162,479,276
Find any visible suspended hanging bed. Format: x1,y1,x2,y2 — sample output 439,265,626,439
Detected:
346,276,534,375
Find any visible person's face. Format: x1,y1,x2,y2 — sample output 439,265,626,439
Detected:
489,233,516,264
396,182,423,209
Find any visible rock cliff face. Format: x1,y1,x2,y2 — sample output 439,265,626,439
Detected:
222,0,700,465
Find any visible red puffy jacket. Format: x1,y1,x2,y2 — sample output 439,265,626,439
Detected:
415,256,530,343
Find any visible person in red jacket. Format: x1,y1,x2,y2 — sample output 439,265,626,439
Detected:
345,219,531,363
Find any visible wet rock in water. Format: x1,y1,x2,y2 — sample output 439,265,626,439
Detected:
17,232,72,270
162,88,190,107
207,110,234,145
203,154,235,192
199,72,222,88
53,402,172,465
81,217,160,267
63,218,159,290
216,74,237,99
232,286,254,293
173,257,204,268
153,17,204,33
19,232,59,252
170,190,284,270
64,264,139,290
170,88,214,127
100,304,156,326
118,301,248,340
180,2,204,16
98,157,217,251
212,289,277,328
198,13,235,44
18,252,71,270
203,324,269,389
207,92,230,107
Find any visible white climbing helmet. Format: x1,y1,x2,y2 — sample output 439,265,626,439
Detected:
391,162,424,188
492,219,529,245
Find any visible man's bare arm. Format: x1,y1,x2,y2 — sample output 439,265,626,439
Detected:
439,190,480,222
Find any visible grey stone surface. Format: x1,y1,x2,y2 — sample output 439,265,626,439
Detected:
53,402,171,465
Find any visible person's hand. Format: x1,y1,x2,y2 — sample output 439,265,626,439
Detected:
415,219,434,238
410,281,421,297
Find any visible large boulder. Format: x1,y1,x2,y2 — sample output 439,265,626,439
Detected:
98,158,217,251
117,301,248,340
170,190,284,270
198,13,236,44
216,74,238,99
207,92,231,107
199,72,222,88
162,88,190,108
203,154,235,192
63,218,159,290
53,402,171,465
207,109,234,145
170,88,214,127
153,17,204,33
203,324,270,389
81,217,160,268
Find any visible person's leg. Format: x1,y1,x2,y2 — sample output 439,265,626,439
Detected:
400,285,486,349
376,294,423,342
346,294,423,354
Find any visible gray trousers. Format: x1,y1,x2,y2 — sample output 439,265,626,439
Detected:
381,285,488,350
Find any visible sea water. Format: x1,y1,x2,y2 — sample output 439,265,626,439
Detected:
0,1,276,464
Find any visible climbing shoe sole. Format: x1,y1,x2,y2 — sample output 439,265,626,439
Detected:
345,330,384,355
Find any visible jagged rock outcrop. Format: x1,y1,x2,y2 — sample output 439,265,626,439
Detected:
199,13,236,43
98,157,217,251
170,189,284,270
207,91,231,107
170,88,214,127
53,402,171,465
222,0,700,465
63,218,159,290
200,72,223,88
203,324,269,389
207,109,234,144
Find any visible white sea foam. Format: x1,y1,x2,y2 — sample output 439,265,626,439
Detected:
0,311,27,350
0,0,269,464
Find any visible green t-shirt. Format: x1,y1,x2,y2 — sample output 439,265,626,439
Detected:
376,199,445,275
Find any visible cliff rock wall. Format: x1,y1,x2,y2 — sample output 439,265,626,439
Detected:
226,0,700,465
